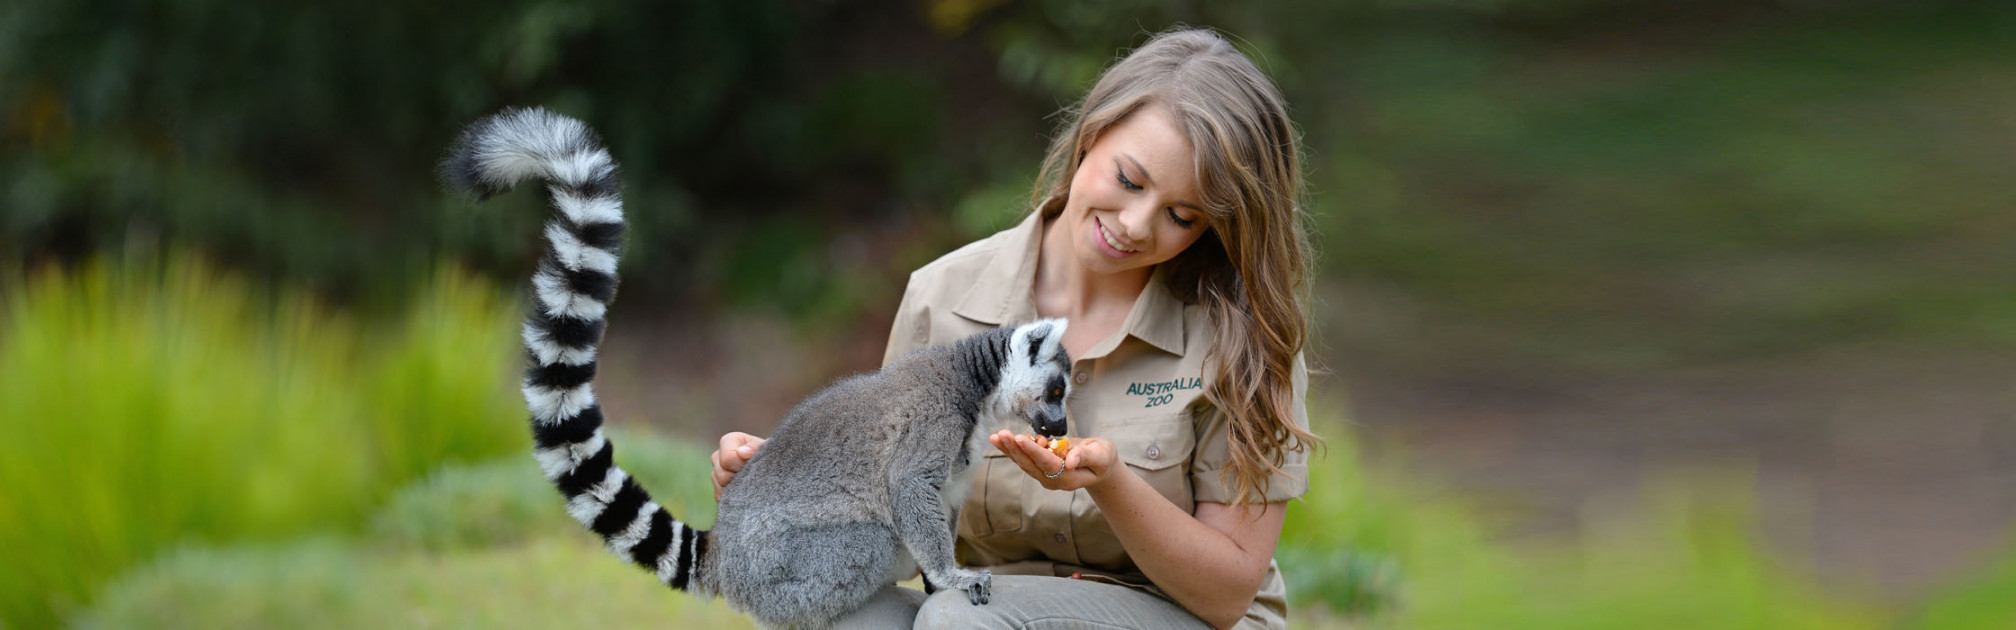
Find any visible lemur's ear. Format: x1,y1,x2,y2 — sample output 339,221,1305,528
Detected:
1021,323,1052,367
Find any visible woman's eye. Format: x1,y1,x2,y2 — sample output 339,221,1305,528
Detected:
1166,207,1196,229
1115,170,1143,191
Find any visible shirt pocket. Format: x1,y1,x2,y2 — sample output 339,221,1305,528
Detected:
960,449,1026,537
1072,413,1198,570
1109,412,1198,512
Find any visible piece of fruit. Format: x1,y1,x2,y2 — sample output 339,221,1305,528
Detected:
1023,434,1073,458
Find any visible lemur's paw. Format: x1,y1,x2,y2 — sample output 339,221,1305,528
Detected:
939,569,991,605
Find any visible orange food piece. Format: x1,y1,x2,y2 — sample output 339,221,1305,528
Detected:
1023,434,1073,458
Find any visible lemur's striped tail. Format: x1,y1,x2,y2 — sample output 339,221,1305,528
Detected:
441,107,706,592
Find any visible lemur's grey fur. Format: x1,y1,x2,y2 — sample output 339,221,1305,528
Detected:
441,107,1074,629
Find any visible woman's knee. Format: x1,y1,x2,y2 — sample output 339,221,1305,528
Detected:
912,575,1084,629
913,590,999,629
829,585,927,629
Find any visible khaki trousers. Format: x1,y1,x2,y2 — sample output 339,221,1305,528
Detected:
830,575,1212,629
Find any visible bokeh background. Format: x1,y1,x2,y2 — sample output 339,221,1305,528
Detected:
4,0,2014,627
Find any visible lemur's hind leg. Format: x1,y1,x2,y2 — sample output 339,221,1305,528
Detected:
746,521,897,628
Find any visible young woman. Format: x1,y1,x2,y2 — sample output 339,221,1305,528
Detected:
711,27,1318,629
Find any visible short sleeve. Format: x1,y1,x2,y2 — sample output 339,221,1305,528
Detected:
882,274,930,368
1189,353,1312,504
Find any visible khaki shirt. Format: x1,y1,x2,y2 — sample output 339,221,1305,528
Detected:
882,212,1311,629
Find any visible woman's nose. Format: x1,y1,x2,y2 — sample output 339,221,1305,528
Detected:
1117,201,1156,241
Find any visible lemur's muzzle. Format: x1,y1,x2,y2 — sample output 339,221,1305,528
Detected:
1031,409,1068,439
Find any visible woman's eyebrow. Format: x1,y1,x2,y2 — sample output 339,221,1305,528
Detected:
1122,154,1155,186
1123,153,1204,213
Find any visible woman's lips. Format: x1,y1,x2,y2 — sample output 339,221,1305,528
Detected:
1094,217,1137,258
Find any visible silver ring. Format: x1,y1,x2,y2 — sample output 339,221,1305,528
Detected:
1044,465,1066,479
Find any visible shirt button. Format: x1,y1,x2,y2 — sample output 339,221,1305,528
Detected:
1073,371,1089,385
1146,444,1161,460
1054,533,1068,544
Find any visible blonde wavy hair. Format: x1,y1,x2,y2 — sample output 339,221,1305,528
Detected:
1032,27,1319,506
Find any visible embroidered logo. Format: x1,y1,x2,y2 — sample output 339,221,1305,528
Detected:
1127,377,1200,408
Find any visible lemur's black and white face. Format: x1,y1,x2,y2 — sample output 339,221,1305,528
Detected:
997,319,1073,437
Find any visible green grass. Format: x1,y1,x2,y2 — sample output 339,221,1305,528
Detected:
368,429,721,553
0,257,526,628
75,537,755,630
1908,537,2016,630
78,430,743,629
65,413,2016,629
1281,409,1894,629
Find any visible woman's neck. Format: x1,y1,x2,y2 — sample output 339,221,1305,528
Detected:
1032,215,1150,356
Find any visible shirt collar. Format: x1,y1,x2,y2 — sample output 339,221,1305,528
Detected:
952,212,1188,357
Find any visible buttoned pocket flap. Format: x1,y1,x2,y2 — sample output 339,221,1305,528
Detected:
1109,415,1194,472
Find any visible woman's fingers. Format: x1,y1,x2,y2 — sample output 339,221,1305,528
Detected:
986,431,1124,491
723,445,755,471
992,431,1086,488
719,435,764,472
718,432,765,469
1066,437,1114,472
992,432,1049,479
711,432,767,501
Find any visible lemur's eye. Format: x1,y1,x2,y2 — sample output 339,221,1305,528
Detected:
1051,387,1063,399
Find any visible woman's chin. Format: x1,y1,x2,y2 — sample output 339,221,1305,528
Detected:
1074,245,1151,278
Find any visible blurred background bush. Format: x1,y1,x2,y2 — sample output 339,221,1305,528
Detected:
4,0,2013,627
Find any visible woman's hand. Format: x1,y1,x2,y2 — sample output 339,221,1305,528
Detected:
710,432,767,501
986,430,1122,492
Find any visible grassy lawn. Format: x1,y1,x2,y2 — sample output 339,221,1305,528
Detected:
71,420,1982,629
78,537,754,630
75,431,742,630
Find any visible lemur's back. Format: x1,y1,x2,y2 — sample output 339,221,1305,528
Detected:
715,372,906,528
710,344,965,548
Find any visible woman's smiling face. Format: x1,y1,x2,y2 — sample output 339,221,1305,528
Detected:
1059,104,1212,277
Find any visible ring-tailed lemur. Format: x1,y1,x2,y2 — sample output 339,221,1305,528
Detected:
439,107,1073,629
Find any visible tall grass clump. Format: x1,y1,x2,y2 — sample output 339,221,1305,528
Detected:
368,430,720,553
74,431,733,629
1279,405,1487,620
0,257,524,627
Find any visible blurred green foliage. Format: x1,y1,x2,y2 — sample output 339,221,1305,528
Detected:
1283,411,1897,628
77,431,741,630
76,537,755,630
64,408,2016,628
5,0,2011,364
1908,538,2016,630
0,0,1029,323
0,257,523,627
367,429,719,552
